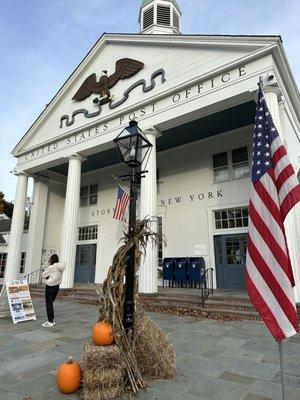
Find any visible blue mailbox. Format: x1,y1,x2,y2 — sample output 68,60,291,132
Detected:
188,257,206,288
162,258,174,287
174,258,188,287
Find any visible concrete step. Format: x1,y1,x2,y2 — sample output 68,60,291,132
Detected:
141,302,262,321
205,301,255,312
207,296,251,304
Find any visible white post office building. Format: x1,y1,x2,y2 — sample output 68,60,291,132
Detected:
4,0,300,299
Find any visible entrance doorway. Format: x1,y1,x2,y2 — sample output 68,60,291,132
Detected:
75,244,96,284
214,234,247,290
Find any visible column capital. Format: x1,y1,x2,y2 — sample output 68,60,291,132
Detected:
263,84,282,101
31,174,45,183
143,127,162,139
14,171,30,178
68,153,86,163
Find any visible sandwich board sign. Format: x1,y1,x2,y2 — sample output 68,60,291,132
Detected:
5,279,36,324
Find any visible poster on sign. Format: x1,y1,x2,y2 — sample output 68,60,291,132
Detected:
6,279,36,324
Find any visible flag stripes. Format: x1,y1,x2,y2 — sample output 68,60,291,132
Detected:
245,86,300,341
113,186,130,222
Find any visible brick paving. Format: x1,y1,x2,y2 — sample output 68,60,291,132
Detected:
0,298,300,400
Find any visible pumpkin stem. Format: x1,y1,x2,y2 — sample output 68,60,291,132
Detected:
67,356,73,365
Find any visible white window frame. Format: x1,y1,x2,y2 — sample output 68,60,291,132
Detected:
214,207,249,231
77,224,99,244
80,184,98,207
212,145,250,183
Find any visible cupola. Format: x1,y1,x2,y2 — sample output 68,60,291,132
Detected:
139,0,182,35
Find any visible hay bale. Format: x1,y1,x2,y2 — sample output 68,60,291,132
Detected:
82,340,123,369
83,367,123,389
81,340,124,400
135,310,176,379
81,387,120,400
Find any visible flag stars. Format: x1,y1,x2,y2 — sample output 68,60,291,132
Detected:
257,142,262,147
265,152,270,157
258,116,263,120
265,161,270,166
265,143,270,148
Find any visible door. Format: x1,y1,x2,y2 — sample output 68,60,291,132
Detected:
75,244,96,284
214,234,247,290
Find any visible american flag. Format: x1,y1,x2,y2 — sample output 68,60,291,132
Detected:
113,186,130,222
245,86,300,341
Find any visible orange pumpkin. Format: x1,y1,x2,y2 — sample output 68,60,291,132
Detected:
56,356,82,394
92,321,115,346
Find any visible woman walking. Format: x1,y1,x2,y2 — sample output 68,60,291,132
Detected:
41,254,65,327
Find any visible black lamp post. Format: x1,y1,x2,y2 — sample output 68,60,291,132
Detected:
114,120,152,333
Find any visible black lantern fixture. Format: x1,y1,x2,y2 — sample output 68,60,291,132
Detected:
114,120,152,168
114,120,152,334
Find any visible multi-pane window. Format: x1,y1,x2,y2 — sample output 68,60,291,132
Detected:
78,225,98,241
232,147,249,179
157,217,163,267
225,238,247,265
213,152,229,182
214,207,248,230
20,252,26,274
80,184,98,206
213,147,249,182
0,253,7,278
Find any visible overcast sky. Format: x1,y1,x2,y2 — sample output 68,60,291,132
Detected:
1,0,299,201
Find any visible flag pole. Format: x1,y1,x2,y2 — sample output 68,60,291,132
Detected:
256,74,288,400
278,340,286,400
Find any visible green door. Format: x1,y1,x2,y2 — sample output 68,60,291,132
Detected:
75,244,96,284
214,234,247,290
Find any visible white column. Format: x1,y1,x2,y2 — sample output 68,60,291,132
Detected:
139,129,160,294
5,173,28,281
25,178,49,274
264,85,300,302
60,154,85,289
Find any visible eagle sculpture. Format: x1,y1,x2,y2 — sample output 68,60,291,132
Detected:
72,58,144,102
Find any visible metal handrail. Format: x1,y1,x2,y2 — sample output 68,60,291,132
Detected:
24,268,44,286
200,267,214,307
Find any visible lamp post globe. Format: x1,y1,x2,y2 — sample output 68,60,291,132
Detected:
114,120,152,168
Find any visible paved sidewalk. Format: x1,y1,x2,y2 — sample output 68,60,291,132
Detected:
0,299,300,400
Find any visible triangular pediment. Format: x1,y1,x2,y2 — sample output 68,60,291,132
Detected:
13,34,281,157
